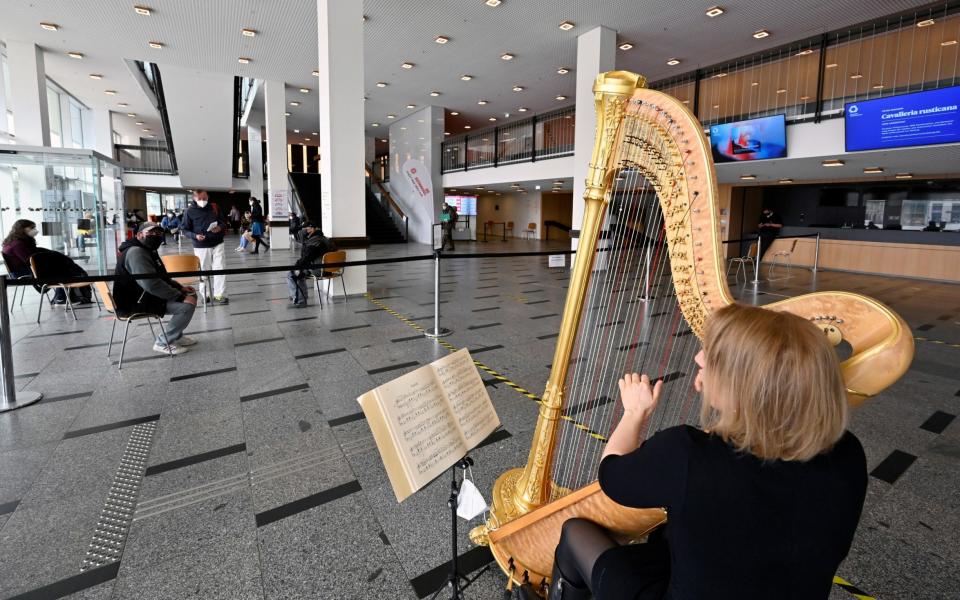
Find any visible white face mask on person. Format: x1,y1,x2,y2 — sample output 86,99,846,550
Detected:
196,200,208,208
26,228,39,237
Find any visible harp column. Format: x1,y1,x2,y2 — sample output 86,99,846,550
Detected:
571,26,617,256
317,0,367,295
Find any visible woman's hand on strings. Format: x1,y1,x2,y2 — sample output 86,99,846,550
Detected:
618,373,662,420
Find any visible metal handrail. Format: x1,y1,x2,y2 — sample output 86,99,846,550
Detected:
114,144,177,175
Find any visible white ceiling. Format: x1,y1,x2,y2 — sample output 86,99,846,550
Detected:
0,0,936,150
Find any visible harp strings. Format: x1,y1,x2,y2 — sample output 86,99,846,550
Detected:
549,104,704,496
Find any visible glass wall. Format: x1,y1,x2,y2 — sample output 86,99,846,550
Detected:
0,149,124,274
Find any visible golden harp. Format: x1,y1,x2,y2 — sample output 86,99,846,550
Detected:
469,71,914,588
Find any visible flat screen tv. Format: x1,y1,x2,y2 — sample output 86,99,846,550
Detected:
709,114,787,163
845,85,960,152
445,195,477,216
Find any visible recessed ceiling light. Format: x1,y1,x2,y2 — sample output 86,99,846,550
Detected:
290,102,301,108
460,74,473,81
135,121,145,125
822,159,844,167
796,49,813,56
872,84,884,89
312,132,318,136
800,95,811,100
40,22,59,31
863,167,884,174
557,67,570,74
713,72,727,78
941,40,958,46
778,179,793,184
917,19,935,28
304,138,311,141
89,73,103,80
740,174,757,180
435,36,450,44
517,107,528,112
67,52,84,59
712,104,720,109
477,99,488,105
312,70,319,77
117,102,128,107
376,82,387,87
666,58,681,66
618,42,634,51
464,125,472,129
485,0,501,6
849,73,863,79
559,20,575,30
444,132,451,135
241,28,257,37
299,88,310,93
104,90,117,96
489,117,497,121
430,91,441,97
555,95,567,101
895,172,913,179
371,123,380,127
380,139,387,142
284,112,291,116
134,6,152,16
406,104,416,109
751,81,760,86
825,63,838,68
401,62,415,69
127,113,136,117
776,88,786,94
148,41,164,49
450,111,460,115
293,129,300,133
512,86,524,92
387,114,395,119
142,128,151,132
238,57,251,64
753,30,770,39
501,53,514,60
705,6,725,17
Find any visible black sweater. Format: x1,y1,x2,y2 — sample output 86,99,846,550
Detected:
596,425,867,600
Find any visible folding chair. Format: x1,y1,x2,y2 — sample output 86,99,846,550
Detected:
30,254,101,323
768,239,798,279
94,281,170,370
2,254,30,313
307,250,348,307
160,254,207,313
726,242,758,284
523,222,537,239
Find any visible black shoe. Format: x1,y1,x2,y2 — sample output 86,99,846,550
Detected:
251,251,259,254
289,302,307,309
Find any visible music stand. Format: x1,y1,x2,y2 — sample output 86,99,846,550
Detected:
430,455,489,600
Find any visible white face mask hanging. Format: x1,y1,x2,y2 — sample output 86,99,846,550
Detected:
456,466,488,521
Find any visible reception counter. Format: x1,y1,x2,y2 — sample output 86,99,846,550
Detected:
761,227,960,283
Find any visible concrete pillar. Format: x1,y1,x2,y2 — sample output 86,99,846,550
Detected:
571,26,616,252
247,121,265,203
6,41,51,147
317,0,366,296
263,80,290,250
91,109,114,157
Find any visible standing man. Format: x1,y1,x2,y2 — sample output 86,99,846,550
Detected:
757,207,782,261
227,204,241,234
114,223,198,355
181,190,229,305
440,203,458,251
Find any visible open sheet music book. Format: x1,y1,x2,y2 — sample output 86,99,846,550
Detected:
358,348,501,502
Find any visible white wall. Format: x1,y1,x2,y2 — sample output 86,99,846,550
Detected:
389,105,444,244
111,112,144,146
441,155,573,189
477,191,542,239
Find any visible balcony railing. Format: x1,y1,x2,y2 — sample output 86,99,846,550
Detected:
115,144,177,175
441,105,575,173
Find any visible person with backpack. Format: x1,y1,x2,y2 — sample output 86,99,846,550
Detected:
440,203,458,251
114,223,198,355
286,221,334,308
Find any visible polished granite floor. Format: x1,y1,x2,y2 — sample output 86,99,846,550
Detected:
0,236,958,599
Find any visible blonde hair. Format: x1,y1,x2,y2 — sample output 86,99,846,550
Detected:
700,304,848,462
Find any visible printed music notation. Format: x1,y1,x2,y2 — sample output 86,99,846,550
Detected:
358,348,500,502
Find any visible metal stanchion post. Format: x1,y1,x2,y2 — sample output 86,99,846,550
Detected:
751,236,762,285
0,278,43,413
812,233,820,273
425,249,452,338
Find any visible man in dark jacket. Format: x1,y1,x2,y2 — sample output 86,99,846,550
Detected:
286,222,334,308
181,190,229,304
114,223,198,355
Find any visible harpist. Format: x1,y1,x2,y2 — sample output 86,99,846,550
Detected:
549,304,868,600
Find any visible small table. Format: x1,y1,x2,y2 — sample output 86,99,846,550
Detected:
482,222,507,242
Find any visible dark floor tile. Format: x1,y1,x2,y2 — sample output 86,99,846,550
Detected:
870,450,918,484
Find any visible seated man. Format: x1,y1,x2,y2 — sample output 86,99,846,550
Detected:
114,223,198,355
286,221,334,308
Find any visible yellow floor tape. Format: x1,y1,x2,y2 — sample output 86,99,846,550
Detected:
367,294,878,599
915,336,960,350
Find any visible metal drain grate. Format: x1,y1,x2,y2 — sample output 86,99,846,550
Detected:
80,421,157,571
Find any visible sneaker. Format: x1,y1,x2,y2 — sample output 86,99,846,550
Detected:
153,342,188,355
176,336,198,346
289,302,307,309
213,296,230,305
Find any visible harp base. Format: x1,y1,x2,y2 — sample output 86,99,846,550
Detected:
469,466,530,547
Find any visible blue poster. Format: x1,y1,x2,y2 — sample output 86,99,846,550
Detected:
709,115,787,163
845,86,960,152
